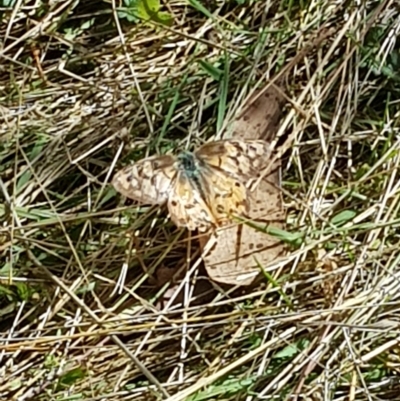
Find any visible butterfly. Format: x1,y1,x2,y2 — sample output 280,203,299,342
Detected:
112,139,272,231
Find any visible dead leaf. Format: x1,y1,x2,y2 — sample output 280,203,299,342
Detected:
200,86,285,285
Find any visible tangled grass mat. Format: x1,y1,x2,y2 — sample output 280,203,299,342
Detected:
1,1,400,400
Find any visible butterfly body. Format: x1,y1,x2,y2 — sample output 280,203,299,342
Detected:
175,151,207,195
113,139,271,231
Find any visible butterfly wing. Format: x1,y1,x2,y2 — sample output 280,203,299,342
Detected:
194,139,271,224
112,155,177,205
196,139,271,183
197,164,249,224
167,171,217,231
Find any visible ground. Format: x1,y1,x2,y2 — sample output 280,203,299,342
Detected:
1,1,400,400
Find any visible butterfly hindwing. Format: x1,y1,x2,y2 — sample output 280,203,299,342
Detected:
196,162,249,225
167,171,216,231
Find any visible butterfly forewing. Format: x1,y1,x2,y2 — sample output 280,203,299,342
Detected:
112,155,177,205
194,139,271,224
196,139,271,184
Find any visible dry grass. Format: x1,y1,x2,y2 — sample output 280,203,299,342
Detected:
1,0,400,400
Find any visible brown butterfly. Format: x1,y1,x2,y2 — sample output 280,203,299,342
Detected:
112,139,272,231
